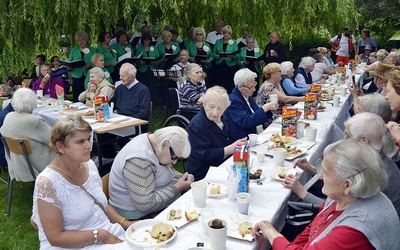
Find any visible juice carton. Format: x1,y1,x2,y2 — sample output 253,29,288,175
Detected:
310,84,322,97
233,144,250,192
93,95,110,122
281,106,298,137
304,93,318,120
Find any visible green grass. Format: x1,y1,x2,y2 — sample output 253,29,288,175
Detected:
0,105,176,249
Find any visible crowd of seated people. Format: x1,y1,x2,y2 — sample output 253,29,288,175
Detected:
6,21,400,249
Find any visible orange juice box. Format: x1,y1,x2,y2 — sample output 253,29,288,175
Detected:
310,84,322,96
281,106,298,137
93,95,110,122
304,93,318,120
233,144,250,192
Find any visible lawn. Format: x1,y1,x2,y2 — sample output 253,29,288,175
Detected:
0,105,173,249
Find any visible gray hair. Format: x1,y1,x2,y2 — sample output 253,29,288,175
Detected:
323,139,388,198
11,88,38,113
245,35,255,42
89,67,105,79
344,112,385,150
312,53,323,63
75,31,89,41
234,68,257,87
153,126,191,158
199,86,230,109
120,63,137,77
280,61,294,75
184,63,201,82
299,56,316,69
357,93,392,122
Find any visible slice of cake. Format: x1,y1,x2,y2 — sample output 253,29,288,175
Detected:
150,223,175,243
209,184,221,194
167,209,182,220
185,210,199,221
238,222,253,237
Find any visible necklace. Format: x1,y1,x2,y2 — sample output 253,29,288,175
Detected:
57,156,83,185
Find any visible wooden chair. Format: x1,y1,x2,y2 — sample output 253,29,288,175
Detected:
2,137,36,216
102,173,110,199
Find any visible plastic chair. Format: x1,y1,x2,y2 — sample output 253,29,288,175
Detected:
2,137,36,216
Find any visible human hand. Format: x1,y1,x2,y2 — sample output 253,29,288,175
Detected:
252,220,278,241
348,84,358,96
88,83,97,93
292,158,316,175
227,54,236,59
110,62,117,66
242,61,249,65
98,229,123,244
386,121,400,141
175,172,194,192
282,175,307,199
262,102,278,112
83,64,92,70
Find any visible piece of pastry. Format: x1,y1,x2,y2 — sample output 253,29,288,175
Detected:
277,168,287,178
209,184,220,194
150,223,175,242
185,210,199,221
238,222,253,237
167,209,182,220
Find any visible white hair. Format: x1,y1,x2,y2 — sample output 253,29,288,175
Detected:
11,88,38,113
234,68,257,87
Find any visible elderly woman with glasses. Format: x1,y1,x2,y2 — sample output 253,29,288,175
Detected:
253,139,400,249
257,63,304,113
187,27,213,77
187,86,248,181
225,68,278,140
109,126,194,220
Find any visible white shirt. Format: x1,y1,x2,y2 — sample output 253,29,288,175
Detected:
330,34,356,57
206,31,223,45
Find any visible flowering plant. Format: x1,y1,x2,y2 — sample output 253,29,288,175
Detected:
82,48,90,54
228,40,233,45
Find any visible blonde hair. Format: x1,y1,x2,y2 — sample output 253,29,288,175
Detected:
91,53,104,66
263,63,281,80
221,25,232,34
162,30,172,39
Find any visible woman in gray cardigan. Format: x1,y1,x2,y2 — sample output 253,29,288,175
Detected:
1,88,56,181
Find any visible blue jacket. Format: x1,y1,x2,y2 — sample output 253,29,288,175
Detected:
187,108,235,181
225,88,273,140
281,75,309,96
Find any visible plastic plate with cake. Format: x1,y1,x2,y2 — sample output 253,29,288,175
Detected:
227,214,265,241
159,207,200,228
270,167,297,182
125,219,177,248
207,183,228,198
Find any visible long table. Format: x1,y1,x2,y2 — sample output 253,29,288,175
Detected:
111,85,354,249
32,101,148,175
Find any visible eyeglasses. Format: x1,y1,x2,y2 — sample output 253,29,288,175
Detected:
169,146,178,161
196,33,203,36
273,70,281,74
242,84,257,90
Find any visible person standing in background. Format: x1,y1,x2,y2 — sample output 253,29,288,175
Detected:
263,31,287,65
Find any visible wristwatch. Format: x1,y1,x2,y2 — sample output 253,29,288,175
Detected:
92,229,99,244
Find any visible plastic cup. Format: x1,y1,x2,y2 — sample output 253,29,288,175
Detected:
340,86,347,97
248,134,258,147
306,127,317,142
227,173,241,200
58,105,64,115
36,90,43,98
200,208,215,234
327,85,334,95
297,123,306,138
272,148,286,167
236,192,251,215
256,149,265,162
191,181,207,208
208,219,228,250
333,95,340,107
269,94,278,104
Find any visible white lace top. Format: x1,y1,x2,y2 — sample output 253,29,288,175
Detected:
32,160,125,249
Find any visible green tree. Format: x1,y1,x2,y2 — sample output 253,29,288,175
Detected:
0,0,358,79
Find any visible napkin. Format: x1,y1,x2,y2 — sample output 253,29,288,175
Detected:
55,85,64,96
